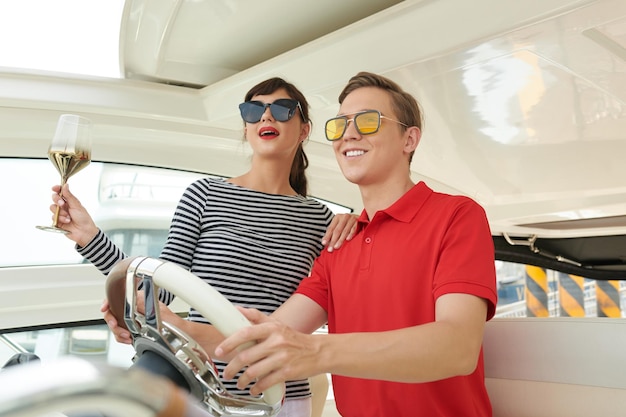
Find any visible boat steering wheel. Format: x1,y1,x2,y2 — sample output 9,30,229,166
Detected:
105,256,284,417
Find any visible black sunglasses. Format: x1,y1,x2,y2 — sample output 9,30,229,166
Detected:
238,99,305,123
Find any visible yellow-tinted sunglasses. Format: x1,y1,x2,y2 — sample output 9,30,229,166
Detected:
325,110,408,141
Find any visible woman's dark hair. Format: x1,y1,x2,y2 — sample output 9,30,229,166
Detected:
244,77,311,196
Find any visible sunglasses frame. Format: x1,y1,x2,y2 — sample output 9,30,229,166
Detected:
325,110,408,141
239,98,305,123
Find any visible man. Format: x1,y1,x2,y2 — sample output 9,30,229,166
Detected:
215,72,498,417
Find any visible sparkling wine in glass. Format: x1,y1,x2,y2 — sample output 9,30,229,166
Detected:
36,114,92,234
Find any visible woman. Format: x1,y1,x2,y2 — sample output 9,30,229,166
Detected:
49,77,356,416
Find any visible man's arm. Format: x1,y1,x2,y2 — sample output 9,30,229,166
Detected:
272,293,328,333
215,293,487,395
177,293,327,356
319,293,487,382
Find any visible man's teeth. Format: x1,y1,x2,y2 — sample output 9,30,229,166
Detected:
345,150,365,157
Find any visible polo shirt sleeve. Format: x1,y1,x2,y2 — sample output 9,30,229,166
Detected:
295,253,330,312
432,198,498,320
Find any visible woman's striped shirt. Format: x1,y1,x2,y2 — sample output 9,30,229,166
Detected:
78,177,334,399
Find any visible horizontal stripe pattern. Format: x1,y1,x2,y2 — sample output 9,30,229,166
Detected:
79,177,333,399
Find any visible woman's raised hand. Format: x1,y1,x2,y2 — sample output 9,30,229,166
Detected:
49,183,99,247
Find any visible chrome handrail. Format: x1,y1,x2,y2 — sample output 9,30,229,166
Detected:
0,357,181,417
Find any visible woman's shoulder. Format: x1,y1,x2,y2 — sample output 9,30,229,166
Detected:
178,177,228,204
298,196,335,219
299,195,331,209
185,176,227,191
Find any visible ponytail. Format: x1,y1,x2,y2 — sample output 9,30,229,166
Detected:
290,144,309,196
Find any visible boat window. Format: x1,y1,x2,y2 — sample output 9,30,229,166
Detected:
495,260,626,318
0,323,134,370
1,158,352,268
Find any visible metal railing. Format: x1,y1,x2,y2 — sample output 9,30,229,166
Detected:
0,357,177,417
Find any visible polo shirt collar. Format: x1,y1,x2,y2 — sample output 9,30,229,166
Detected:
356,181,433,231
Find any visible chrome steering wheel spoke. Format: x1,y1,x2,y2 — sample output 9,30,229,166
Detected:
109,256,283,417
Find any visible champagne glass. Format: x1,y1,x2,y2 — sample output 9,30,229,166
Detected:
36,114,92,234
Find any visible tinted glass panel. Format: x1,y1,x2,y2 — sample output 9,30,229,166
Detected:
496,260,626,318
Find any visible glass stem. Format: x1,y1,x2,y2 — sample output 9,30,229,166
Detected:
52,178,68,227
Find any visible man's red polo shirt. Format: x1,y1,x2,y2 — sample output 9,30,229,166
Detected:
296,182,497,417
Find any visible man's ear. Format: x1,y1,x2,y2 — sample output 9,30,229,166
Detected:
404,126,421,153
